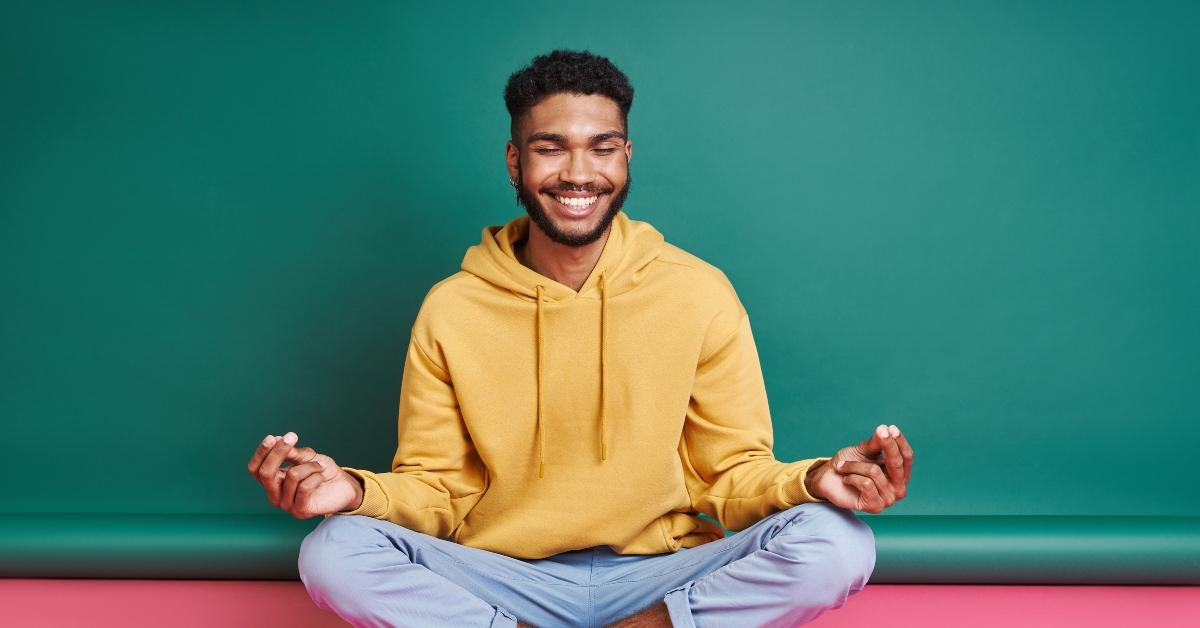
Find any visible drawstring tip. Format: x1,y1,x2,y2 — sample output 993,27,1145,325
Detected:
538,462,545,478
601,443,607,461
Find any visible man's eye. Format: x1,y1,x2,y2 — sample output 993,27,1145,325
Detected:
594,148,618,155
533,148,562,155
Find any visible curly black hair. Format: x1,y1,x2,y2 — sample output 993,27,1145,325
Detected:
504,49,634,139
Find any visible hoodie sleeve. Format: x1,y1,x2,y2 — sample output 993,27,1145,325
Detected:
678,304,832,532
331,328,487,537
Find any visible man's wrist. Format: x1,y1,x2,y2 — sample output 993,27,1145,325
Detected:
348,471,365,510
336,469,366,513
804,460,827,500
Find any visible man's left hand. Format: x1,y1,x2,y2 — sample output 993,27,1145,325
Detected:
804,424,913,514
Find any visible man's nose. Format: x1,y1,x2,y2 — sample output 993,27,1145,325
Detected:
560,149,594,186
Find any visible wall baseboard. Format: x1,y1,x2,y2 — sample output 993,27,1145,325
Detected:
2,513,1197,583
862,514,1200,584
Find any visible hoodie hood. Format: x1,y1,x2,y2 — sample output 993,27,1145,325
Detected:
460,210,665,478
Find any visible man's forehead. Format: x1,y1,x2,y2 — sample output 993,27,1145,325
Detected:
521,93,625,140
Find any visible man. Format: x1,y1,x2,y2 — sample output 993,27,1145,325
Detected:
249,50,913,627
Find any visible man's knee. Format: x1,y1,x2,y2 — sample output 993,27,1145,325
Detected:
298,515,388,600
777,503,877,591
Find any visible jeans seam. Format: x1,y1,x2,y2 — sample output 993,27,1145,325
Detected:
589,549,597,628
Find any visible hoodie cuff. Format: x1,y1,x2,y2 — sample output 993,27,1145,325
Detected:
333,467,389,518
783,457,833,505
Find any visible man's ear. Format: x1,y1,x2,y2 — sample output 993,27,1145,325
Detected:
505,140,520,181
624,138,632,164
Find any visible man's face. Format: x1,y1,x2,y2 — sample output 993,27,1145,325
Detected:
506,93,633,247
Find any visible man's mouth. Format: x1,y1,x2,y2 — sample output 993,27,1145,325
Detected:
547,191,605,217
554,194,599,209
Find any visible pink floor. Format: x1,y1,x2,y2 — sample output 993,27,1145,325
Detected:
0,579,1197,627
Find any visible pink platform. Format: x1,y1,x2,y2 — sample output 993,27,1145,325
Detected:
1,580,1197,627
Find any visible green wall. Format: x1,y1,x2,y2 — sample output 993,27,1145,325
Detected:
3,0,1197,536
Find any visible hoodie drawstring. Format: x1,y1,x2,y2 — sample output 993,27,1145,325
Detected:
535,284,546,478
533,273,610,478
599,272,608,462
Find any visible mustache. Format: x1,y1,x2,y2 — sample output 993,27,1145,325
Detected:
546,183,611,194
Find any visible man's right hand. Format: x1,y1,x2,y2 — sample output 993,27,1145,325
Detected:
247,432,364,519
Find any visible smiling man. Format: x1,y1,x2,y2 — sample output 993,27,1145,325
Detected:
252,49,915,627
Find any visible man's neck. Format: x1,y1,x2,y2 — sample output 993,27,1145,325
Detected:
516,223,611,293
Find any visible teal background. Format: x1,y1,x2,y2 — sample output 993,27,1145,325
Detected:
2,1,1198,581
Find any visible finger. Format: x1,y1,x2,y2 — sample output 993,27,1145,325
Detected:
842,474,885,514
247,434,279,477
891,426,914,483
253,434,288,486
280,461,324,513
877,424,905,488
836,460,895,506
257,432,298,505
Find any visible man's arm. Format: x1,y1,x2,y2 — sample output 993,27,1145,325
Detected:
679,308,831,532
333,329,487,537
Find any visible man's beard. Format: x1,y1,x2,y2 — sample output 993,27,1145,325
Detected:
515,168,632,247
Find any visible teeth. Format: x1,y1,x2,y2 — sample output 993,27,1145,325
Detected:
555,195,598,208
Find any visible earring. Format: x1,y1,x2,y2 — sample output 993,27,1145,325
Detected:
508,177,519,189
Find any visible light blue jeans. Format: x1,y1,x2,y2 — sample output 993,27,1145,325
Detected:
298,501,876,627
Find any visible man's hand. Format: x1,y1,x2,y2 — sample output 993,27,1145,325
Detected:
804,424,913,514
247,431,365,519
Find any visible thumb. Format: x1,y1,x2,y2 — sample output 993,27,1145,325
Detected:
286,446,319,464
315,455,341,481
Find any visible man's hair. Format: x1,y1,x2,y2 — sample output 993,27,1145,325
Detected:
504,49,635,139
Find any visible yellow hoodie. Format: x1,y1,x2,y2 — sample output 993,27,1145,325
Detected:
334,211,831,559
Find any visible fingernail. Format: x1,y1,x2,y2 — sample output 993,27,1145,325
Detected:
283,432,297,445
876,425,889,438
889,425,900,437
262,435,273,446
836,460,845,469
